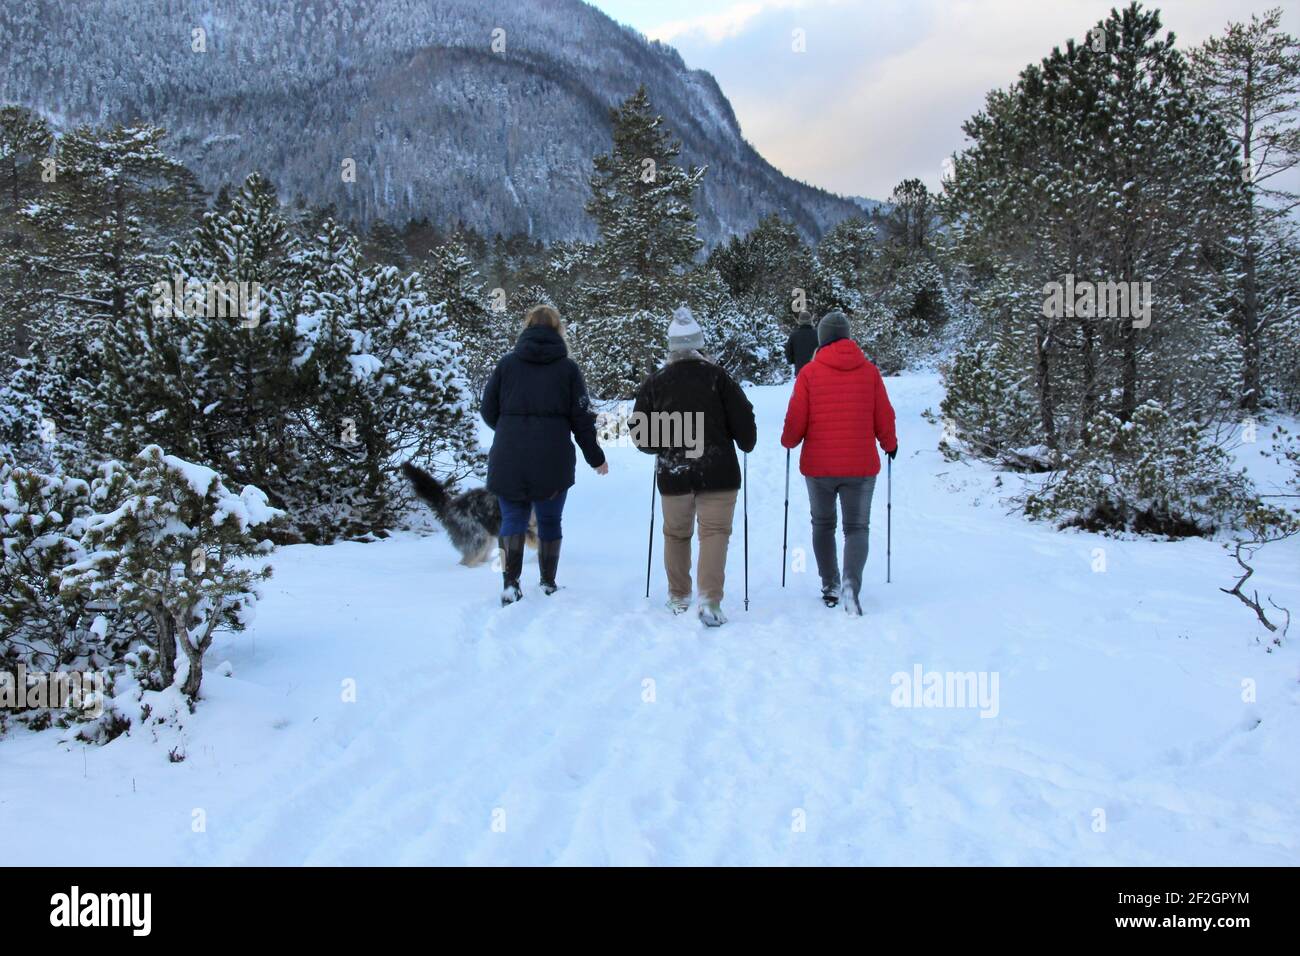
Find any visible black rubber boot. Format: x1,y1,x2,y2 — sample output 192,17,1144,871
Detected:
499,534,525,606
538,538,562,595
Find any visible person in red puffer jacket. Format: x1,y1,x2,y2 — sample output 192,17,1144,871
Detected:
780,310,898,616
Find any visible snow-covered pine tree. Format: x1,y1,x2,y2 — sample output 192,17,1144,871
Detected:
1,464,96,675
587,85,704,314
507,282,554,318
1023,402,1253,536
943,2,1242,481
0,106,53,360
422,236,511,395
62,447,279,701
581,86,704,396
1190,9,1300,412
0,376,47,468
535,240,599,323
296,230,485,534
16,123,201,459
939,332,1041,466
686,268,785,385
98,172,298,500
815,216,878,316
709,214,818,321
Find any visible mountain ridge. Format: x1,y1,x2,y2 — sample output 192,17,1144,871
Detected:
0,0,867,243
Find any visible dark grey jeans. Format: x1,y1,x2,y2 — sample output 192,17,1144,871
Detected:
805,475,877,598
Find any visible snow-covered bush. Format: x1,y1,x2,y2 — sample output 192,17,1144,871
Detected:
853,298,908,377
0,377,48,468
0,461,146,733
568,311,662,398
939,338,1042,467
293,243,485,537
1024,402,1252,536
63,447,280,702
94,183,484,544
708,307,787,385
422,237,515,396
1,465,95,671
878,254,950,339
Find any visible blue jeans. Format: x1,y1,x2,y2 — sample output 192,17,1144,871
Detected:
499,490,567,542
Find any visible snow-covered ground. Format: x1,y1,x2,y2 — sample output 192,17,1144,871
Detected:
3,373,1298,865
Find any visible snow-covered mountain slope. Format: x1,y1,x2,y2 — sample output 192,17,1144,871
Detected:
0,0,864,242
2,373,1297,865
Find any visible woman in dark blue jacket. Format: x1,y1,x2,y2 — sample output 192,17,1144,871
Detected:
482,305,608,604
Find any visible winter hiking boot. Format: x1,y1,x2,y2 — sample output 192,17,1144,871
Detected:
499,533,525,606
538,538,562,595
665,595,691,615
698,602,728,627
821,584,840,608
840,585,863,617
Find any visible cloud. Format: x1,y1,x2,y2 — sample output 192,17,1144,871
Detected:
646,0,1300,201
647,0,813,44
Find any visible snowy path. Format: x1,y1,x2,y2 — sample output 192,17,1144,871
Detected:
3,374,1298,865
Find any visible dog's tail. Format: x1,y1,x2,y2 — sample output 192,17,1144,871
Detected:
401,462,449,517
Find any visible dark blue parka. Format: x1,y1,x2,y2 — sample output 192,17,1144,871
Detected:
481,325,606,501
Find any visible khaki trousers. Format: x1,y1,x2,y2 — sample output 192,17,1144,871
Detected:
660,489,739,604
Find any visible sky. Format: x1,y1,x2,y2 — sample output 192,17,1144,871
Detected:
587,0,1300,202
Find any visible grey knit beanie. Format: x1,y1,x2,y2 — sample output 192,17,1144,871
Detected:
817,310,851,347
667,305,705,352
796,310,813,327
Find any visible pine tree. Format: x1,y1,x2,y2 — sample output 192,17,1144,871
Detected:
579,86,705,395
0,106,53,359
744,215,818,316
586,86,704,314
296,228,485,534
0,464,95,673
816,216,877,313
422,236,509,394
1190,8,1300,411
944,2,1241,466
17,123,200,454
686,268,785,385
0,106,50,208
63,447,279,701
98,172,298,496
876,179,937,253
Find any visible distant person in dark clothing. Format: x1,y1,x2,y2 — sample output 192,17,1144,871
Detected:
784,310,818,376
482,305,608,605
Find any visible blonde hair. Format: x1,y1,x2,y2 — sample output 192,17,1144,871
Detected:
522,304,569,351
523,304,562,331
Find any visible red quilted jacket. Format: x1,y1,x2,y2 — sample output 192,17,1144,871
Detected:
780,338,897,477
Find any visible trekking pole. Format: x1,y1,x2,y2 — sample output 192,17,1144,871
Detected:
743,452,749,612
645,466,656,599
886,455,892,585
781,448,790,587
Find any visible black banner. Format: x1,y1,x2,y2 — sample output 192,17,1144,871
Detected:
11,867,1272,941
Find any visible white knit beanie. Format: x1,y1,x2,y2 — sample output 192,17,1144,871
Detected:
667,305,704,352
